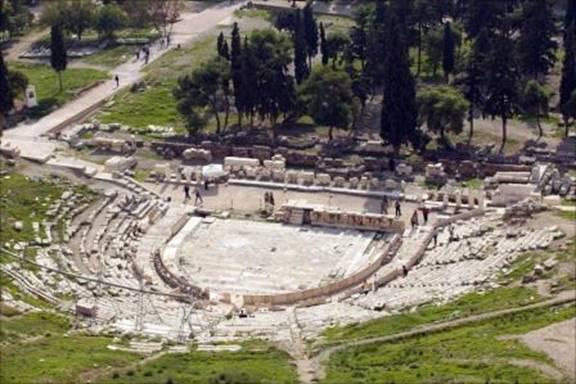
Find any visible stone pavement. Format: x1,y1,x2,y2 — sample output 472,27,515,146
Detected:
2,1,247,158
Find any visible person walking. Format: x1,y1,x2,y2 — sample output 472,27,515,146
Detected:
381,196,388,214
136,49,140,61
269,192,275,207
448,224,455,243
422,206,430,224
433,228,438,247
114,74,119,88
184,184,190,201
410,210,418,229
395,199,402,217
194,188,203,205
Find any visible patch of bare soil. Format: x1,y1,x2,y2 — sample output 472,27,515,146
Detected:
519,317,576,381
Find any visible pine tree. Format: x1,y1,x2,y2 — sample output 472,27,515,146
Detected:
303,3,318,67
0,53,13,133
483,33,520,153
230,23,243,125
380,9,418,153
442,21,455,81
560,24,576,136
517,0,557,79
294,9,309,84
319,22,328,66
50,24,67,92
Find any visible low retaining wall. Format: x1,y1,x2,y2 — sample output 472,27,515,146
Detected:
242,234,402,307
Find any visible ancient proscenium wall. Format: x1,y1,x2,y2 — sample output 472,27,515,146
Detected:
278,201,405,233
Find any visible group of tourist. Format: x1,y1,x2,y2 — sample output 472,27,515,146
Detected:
380,196,403,217
411,205,431,229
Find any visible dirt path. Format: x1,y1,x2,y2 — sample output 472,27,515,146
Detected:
296,290,575,383
4,28,48,61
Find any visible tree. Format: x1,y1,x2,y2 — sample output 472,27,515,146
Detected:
1,0,32,39
520,80,549,140
293,9,309,84
274,11,296,32
566,0,576,30
68,0,95,40
483,33,520,153
217,32,230,60
50,24,67,92
173,57,231,134
324,31,351,69
349,5,372,70
248,29,295,128
517,0,557,79
380,9,418,152
239,36,258,126
303,3,318,67
319,22,328,65
298,67,354,141
457,30,490,144
442,21,456,81
560,24,576,137
230,23,244,125
96,3,127,39
417,85,469,143
424,25,443,77
412,0,442,77
148,0,183,37
0,53,13,132
564,90,576,131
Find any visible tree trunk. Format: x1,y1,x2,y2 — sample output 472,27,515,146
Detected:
416,23,422,77
564,115,570,138
223,98,230,131
499,115,507,154
536,115,543,140
210,100,221,134
467,109,474,145
58,71,63,92
237,110,243,128
328,126,334,141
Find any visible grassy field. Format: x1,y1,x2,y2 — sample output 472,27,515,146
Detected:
9,62,108,117
84,45,138,68
0,173,95,245
320,287,542,345
98,340,298,384
322,305,575,384
97,35,218,131
9,62,108,115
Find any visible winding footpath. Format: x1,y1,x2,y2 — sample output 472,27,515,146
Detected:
293,290,576,383
2,1,246,161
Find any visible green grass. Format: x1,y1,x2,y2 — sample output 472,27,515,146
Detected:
0,173,64,244
97,36,217,130
0,311,70,342
322,305,575,384
556,209,576,221
8,62,108,118
321,287,541,344
83,45,138,68
98,341,298,384
460,178,483,190
233,8,272,21
1,334,141,383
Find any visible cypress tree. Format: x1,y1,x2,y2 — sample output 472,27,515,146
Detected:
294,9,309,84
517,0,557,79
380,9,417,153
217,32,230,60
319,22,328,66
566,0,576,30
230,23,243,125
0,53,13,133
560,24,576,136
240,36,257,126
303,3,318,67
50,24,67,92
442,21,455,81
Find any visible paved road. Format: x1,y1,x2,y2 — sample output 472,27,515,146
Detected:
2,1,246,160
